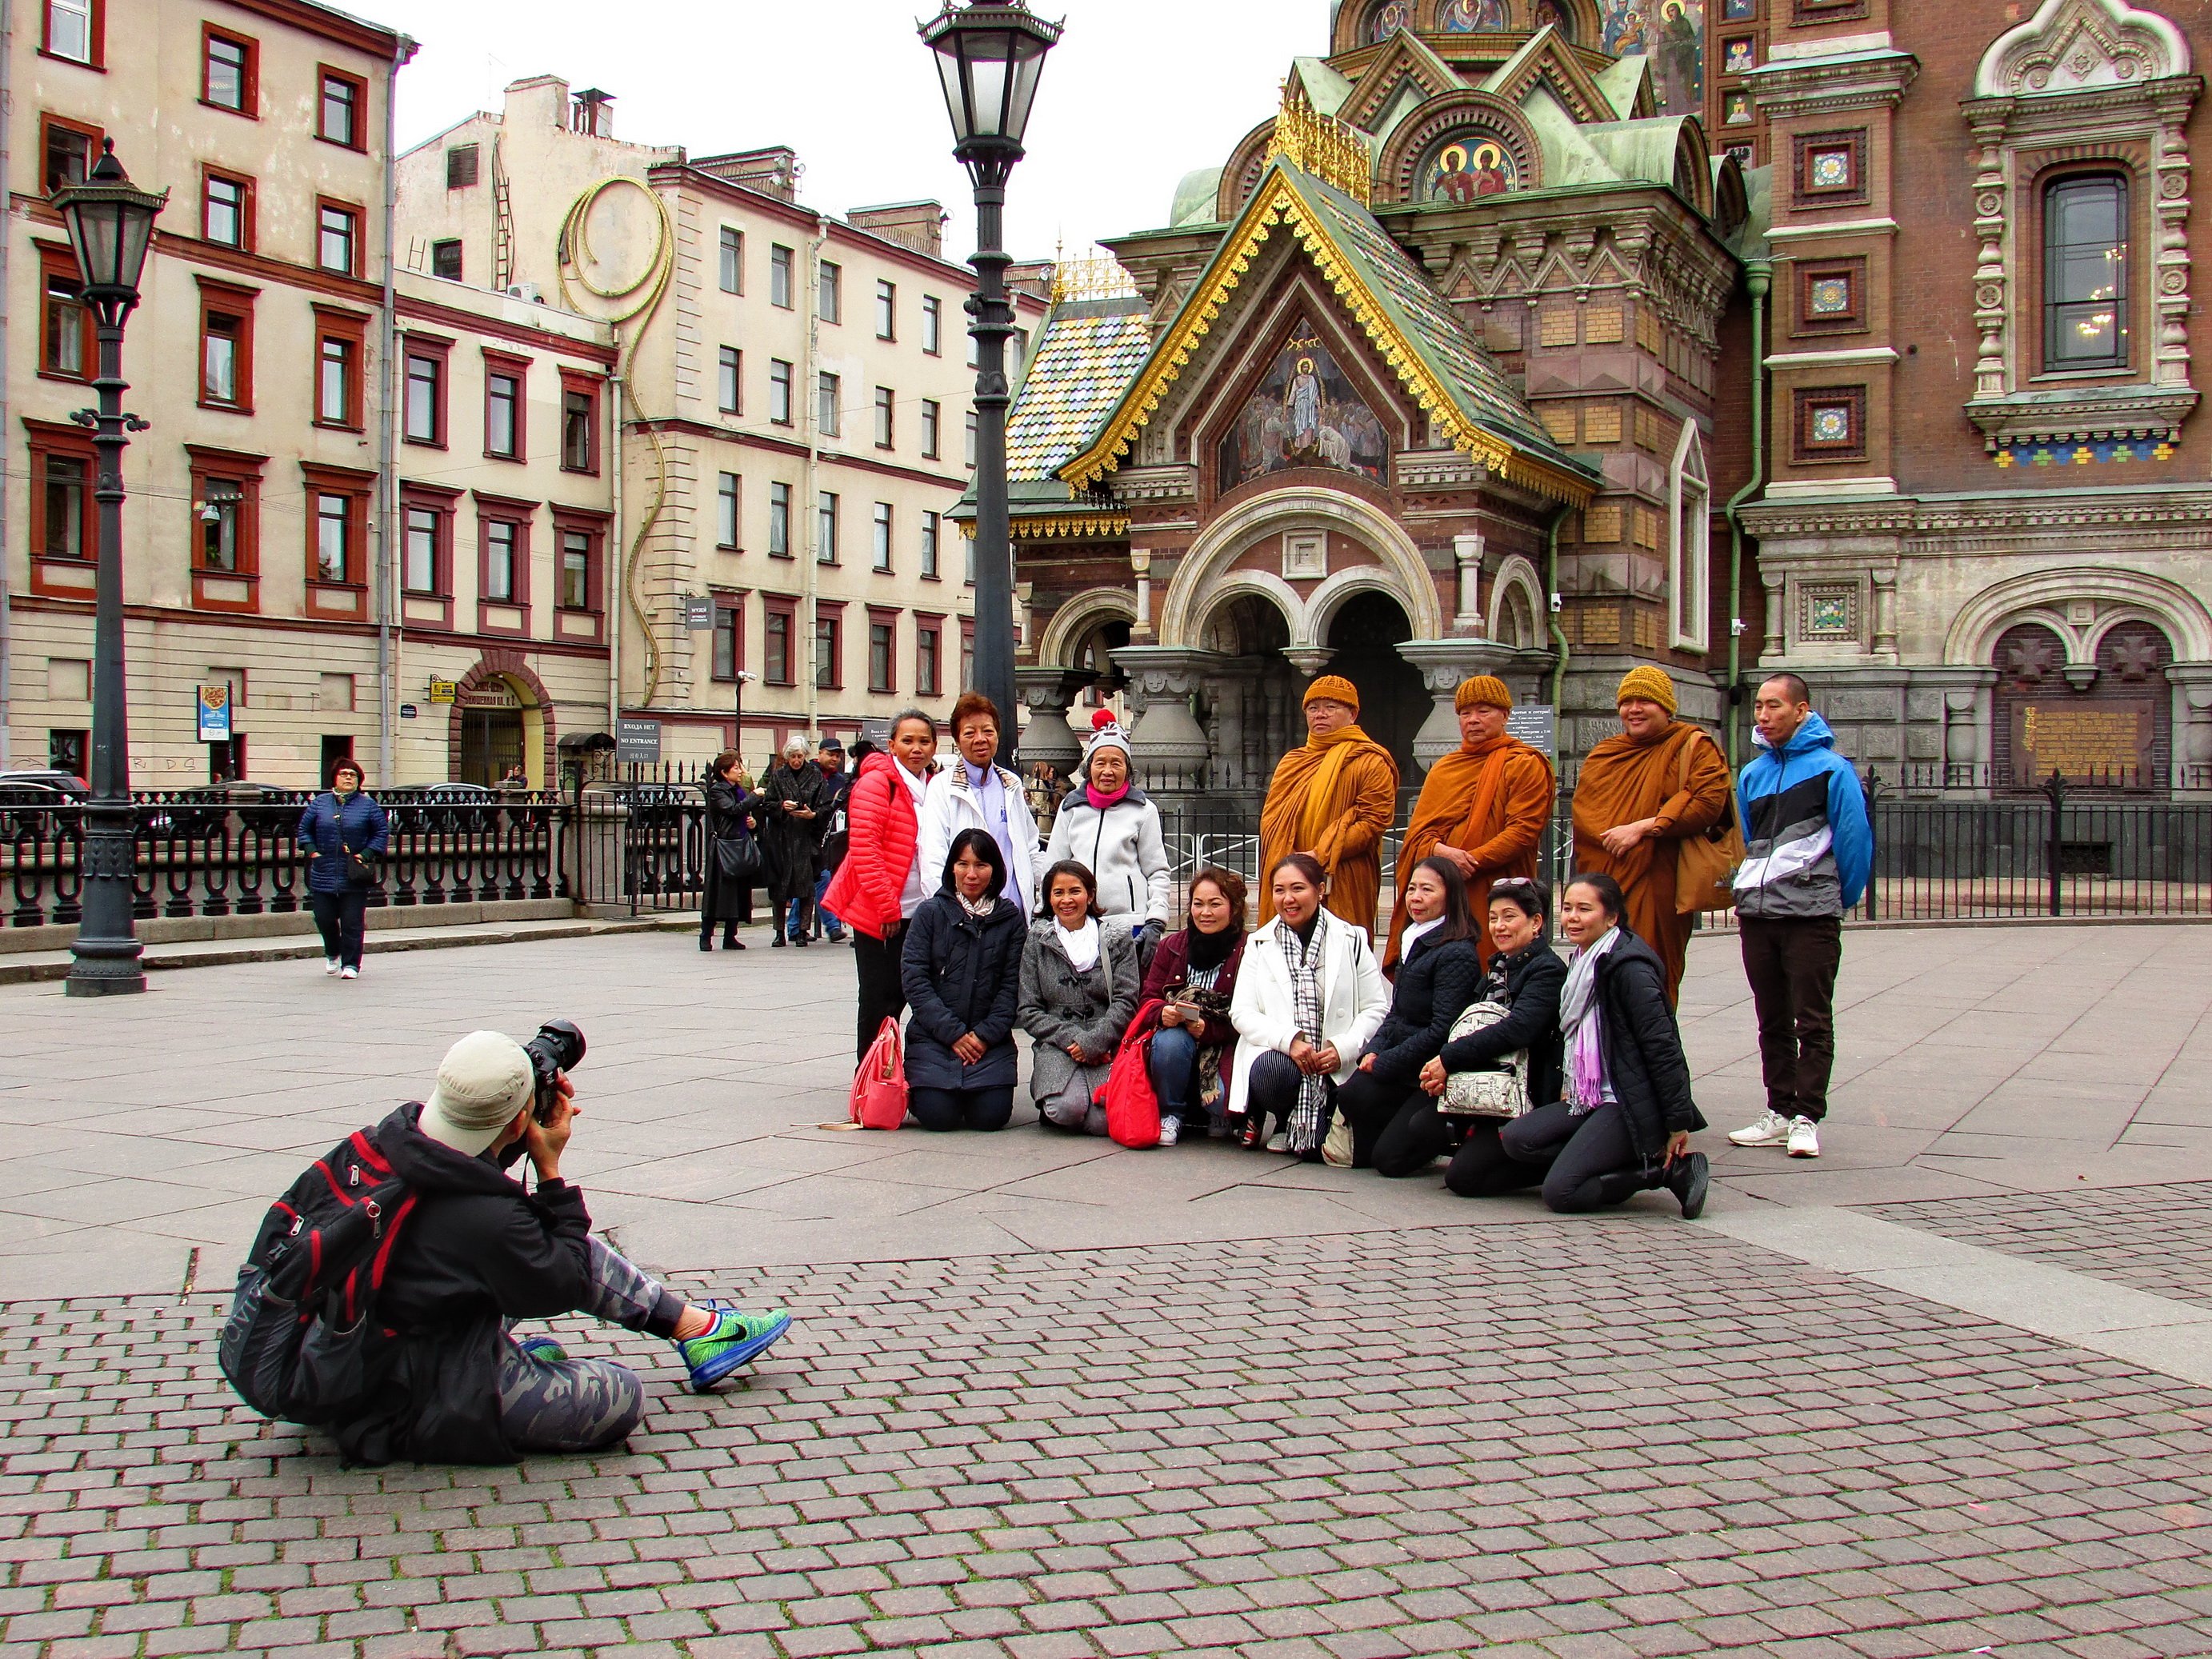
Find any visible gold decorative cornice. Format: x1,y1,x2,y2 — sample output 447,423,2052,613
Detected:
1266,82,1372,206
961,513,1132,541
1048,254,1139,305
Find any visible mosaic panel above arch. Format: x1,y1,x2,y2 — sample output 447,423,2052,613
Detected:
1377,94,1542,204
1438,0,1510,29
1217,328,1391,490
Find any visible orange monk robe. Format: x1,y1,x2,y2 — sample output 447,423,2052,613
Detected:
1385,734,1554,969
1570,721,1733,1006
1257,726,1399,933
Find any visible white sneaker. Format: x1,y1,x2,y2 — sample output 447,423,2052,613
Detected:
1157,1117,1180,1147
1786,1117,1821,1158
1266,1133,1290,1154
1728,1109,1794,1148
324,957,342,976
340,965,359,981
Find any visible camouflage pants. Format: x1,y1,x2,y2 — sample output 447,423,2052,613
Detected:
494,1237,673,1454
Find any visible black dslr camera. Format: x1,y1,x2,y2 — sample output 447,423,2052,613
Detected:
522,1020,586,1123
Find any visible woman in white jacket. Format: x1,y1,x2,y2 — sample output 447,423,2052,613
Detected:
1040,721,1170,950
918,693,1041,912
1228,852,1390,1158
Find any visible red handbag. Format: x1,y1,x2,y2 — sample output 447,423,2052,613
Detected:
1097,1030,1162,1149
850,1017,908,1131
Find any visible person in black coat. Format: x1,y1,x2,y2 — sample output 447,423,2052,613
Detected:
1497,872,1710,1217
701,751,764,951
899,828,1027,1133
1389,877,1567,1191
762,738,834,946
1337,857,1483,1168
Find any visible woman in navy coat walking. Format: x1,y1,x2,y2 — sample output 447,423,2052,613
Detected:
296,758,390,979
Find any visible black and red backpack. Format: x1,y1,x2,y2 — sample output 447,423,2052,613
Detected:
219,1125,419,1425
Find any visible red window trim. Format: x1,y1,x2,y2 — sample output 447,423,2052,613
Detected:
814,601,846,692
311,303,370,432
473,490,538,637
914,611,946,698
866,605,900,695
201,164,258,253
40,0,106,70
558,369,602,475
185,443,267,614
398,482,461,626
762,594,800,686
37,113,102,195
301,461,374,618
197,276,258,415
314,195,363,279
316,62,368,151
26,418,97,598
549,505,610,644
200,23,259,118
36,242,94,386
402,333,453,450
709,587,749,682
483,349,531,462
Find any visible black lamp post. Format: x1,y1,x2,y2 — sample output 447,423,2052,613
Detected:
52,140,167,997
922,0,1060,766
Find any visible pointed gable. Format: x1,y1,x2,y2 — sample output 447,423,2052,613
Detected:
1481,24,1614,125
1341,30,1466,132
1058,160,1597,507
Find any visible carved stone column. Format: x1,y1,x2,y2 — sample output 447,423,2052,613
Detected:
1130,549,1154,642
1015,666,1097,778
1762,569,1787,660
1870,566,1899,661
1396,639,1528,772
1453,533,1486,630
1282,646,1337,680
2167,662,2212,796
1112,646,1225,795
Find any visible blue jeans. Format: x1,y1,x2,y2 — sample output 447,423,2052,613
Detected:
1148,1026,1201,1128
813,869,845,936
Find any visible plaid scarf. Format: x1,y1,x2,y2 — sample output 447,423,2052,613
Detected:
1276,914,1331,1153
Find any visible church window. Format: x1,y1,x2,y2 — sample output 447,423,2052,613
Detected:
2042,174,2129,374
1666,421,1710,651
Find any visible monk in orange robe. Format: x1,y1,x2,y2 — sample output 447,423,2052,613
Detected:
1385,674,1554,970
1258,675,1400,933
1570,665,1734,1006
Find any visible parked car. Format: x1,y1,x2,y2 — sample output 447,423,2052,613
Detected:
0,771,87,841
408,782,498,836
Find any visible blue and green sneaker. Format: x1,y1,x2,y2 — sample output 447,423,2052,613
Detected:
677,1307,792,1391
516,1333,570,1364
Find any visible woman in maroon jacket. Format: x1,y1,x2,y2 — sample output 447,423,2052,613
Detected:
1126,866,1249,1145
823,710,938,1061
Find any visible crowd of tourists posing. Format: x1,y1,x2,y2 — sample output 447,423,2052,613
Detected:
822,662,1873,1219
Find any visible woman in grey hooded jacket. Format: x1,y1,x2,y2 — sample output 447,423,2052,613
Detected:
1019,860,1140,1134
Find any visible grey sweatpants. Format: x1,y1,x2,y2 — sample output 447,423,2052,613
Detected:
493,1237,677,1454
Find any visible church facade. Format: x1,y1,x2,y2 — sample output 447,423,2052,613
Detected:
991,0,2212,805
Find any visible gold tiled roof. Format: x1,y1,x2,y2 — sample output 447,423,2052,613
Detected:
1006,298,1154,485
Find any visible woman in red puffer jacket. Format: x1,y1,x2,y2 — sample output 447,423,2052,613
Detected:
825,710,939,1061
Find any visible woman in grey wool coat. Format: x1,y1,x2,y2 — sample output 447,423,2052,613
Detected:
1019,860,1140,1135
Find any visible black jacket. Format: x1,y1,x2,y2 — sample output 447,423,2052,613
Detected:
330,1103,668,1465
1440,941,1566,1108
703,776,764,917
1363,934,1482,1086
1588,933,1706,1163
818,766,858,872
760,760,833,888
900,889,1027,1091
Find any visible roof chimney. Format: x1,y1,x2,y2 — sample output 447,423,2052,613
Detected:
692,147,801,202
846,202,948,262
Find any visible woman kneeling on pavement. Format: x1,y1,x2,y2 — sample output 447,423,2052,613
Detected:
1228,853,1390,1157
900,829,1027,1133
1337,857,1483,1169
1019,860,1140,1135
1491,873,1710,1217
1406,877,1566,1193
1125,865,1250,1144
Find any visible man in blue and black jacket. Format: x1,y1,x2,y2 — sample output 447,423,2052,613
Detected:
1726,674,1874,1161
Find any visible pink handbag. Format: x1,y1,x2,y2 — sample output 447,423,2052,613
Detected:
850,1018,908,1131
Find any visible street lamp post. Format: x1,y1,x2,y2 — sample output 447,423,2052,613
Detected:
52,141,167,998
922,1,1060,766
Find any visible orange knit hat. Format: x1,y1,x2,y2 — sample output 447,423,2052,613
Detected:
1302,674,1361,713
1454,675,1514,713
1615,665,1678,715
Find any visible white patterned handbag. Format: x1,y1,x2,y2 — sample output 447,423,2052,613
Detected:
1439,1000,1531,1120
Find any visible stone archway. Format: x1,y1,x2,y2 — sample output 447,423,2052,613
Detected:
448,652,556,787
1326,591,1426,782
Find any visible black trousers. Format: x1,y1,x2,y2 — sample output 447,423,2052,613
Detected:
1442,1117,1547,1197
1740,916,1843,1123
310,889,369,969
910,1085,1014,1133
1243,1049,1334,1141
1500,1101,1656,1214
1337,1069,1427,1169
854,926,907,1063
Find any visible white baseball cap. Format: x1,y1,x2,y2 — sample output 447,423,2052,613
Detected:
420,1031,534,1155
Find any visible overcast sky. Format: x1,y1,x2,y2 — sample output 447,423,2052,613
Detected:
373,0,1330,265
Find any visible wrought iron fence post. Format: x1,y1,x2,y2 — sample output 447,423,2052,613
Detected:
1862,772,1879,922
2045,770,2065,918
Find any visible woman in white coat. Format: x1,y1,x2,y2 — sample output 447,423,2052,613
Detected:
1228,852,1391,1159
918,692,1040,913
1040,720,1170,951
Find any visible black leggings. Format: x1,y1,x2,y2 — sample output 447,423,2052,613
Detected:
910,1085,1014,1133
1498,1101,1656,1213
1350,1089,1549,1196
1242,1049,1334,1145
1336,1069,1427,1169
853,927,907,1062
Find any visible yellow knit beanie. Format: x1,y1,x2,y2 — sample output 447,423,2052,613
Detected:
1615,666,1678,715
1454,675,1514,713
1302,674,1361,713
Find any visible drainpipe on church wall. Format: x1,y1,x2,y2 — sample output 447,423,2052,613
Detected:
1722,261,1771,769
1545,502,1572,730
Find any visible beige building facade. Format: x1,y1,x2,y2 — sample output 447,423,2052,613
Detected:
396,75,1047,770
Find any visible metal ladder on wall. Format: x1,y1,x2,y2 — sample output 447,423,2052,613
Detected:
492,138,516,293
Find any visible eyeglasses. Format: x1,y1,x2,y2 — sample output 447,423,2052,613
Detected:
1490,877,1539,895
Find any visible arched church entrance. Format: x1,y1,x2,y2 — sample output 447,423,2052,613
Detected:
1325,592,1425,783
1198,593,1299,794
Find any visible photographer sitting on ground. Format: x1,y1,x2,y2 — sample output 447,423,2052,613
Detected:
342,1031,792,1462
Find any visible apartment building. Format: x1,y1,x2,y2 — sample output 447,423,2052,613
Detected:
396,75,1048,767
2,0,620,790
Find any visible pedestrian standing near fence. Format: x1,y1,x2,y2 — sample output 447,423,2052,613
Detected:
762,738,832,947
297,758,388,981
826,714,938,1061
1727,674,1874,1161
812,738,855,944
1041,719,1170,955
700,752,764,953
1257,677,1398,931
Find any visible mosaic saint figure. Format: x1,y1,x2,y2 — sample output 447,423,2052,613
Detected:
1370,0,1413,41
1441,0,1510,30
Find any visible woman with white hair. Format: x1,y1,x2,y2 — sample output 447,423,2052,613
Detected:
761,735,833,946
1041,718,1170,957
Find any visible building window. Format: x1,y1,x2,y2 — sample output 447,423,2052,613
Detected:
770,243,794,309
313,310,368,430
44,0,96,65
876,279,896,340
766,606,794,685
959,621,974,690
769,481,792,557
921,511,940,578
916,622,942,697
965,526,977,586
318,202,359,276
718,226,743,294
1793,386,1867,462
817,492,839,564
446,143,479,189
558,527,597,610
818,372,842,438
431,239,462,282
2044,174,2129,374
484,362,523,457
319,68,364,148
769,358,794,425
818,261,842,322
870,618,895,694
874,386,895,450
873,502,893,572
403,504,445,594
1667,422,1710,652
404,348,445,444
814,614,841,689
718,345,742,415
36,451,90,560
198,486,242,573
314,492,355,585
42,117,97,194
1792,129,1868,206
921,399,941,459
922,294,942,355
562,378,598,472
203,171,250,249
482,518,522,602
966,410,979,469
711,599,742,680
202,28,254,114
41,253,90,380
200,294,252,412
718,471,740,548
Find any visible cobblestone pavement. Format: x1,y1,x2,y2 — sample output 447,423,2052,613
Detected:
1865,1181,2212,1315
6,1225,2212,1659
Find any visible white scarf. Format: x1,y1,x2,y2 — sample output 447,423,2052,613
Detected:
1398,916,1442,956
1055,917,1102,973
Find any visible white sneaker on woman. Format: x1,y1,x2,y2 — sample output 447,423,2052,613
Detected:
324,957,342,976
1728,1109,1793,1148
1786,1117,1821,1158
340,965,359,981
